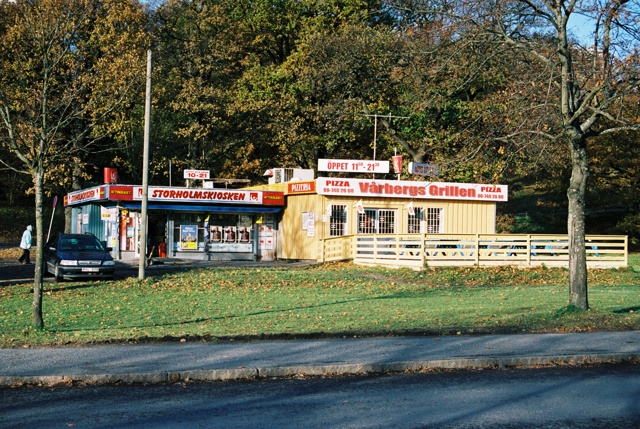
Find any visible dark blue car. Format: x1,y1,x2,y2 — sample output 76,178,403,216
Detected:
44,233,115,281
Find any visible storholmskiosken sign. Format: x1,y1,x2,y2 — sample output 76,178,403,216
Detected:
133,187,283,205
317,178,508,202
65,185,284,206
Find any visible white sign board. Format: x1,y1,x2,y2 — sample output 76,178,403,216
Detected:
317,178,508,202
318,159,390,174
183,169,210,180
133,187,264,204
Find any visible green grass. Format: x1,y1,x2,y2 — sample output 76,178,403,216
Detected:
1,260,638,348
629,252,640,272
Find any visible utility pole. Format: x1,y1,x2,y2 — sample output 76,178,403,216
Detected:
139,49,152,280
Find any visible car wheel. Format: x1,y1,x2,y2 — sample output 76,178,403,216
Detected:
54,264,63,282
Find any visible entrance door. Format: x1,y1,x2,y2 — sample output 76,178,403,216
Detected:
119,210,139,256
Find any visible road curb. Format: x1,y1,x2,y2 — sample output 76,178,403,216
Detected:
1,353,637,387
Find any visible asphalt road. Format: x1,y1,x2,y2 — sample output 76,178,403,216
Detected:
2,363,639,429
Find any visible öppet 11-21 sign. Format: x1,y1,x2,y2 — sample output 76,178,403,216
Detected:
318,159,389,174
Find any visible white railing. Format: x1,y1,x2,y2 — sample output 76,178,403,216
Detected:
320,234,628,269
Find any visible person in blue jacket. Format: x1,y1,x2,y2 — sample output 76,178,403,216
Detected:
18,225,32,265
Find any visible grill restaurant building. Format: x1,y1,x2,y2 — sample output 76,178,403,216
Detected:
249,177,507,261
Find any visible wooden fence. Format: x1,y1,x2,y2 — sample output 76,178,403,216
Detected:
319,234,628,269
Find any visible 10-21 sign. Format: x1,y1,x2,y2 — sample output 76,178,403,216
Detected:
184,169,210,180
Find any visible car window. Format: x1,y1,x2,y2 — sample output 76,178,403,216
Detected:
58,236,104,251
59,239,74,251
78,237,102,251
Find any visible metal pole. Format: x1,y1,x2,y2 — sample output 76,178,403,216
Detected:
373,115,378,161
47,195,57,242
362,113,409,179
139,49,152,280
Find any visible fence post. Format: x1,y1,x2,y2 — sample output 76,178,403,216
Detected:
395,233,400,263
475,234,480,266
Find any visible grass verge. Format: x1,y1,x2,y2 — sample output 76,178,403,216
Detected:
1,257,638,348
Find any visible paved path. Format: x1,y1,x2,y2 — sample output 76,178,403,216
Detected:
1,331,638,386
0,257,314,286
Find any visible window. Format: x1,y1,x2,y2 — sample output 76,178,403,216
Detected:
407,207,444,233
408,207,423,233
329,204,348,237
206,214,253,244
358,209,396,234
173,213,207,249
426,207,444,233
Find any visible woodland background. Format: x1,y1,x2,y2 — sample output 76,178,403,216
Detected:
1,0,639,248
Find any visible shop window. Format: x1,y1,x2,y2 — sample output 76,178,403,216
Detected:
173,213,207,251
358,209,396,234
426,207,444,233
407,207,443,234
329,204,348,237
408,207,423,233
206,214,253,252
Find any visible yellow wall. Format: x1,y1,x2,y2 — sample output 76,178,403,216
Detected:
278,193,325,260
279,194,497,260
444,200,496,235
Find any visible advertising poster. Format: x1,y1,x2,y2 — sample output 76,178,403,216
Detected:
239,227,251,242
180,225,198,250
209,225,222,242
260,237,274,250
259,224,274,236
224,226,237,243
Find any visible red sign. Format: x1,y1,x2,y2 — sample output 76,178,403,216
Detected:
287,181,316,194
108,185,135,201
392,155,402,174
262,191,285,205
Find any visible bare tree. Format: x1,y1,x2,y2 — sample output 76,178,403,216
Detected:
0,0,147,327
389,0,640,310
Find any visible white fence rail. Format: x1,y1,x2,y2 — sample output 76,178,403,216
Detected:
320,234,628,269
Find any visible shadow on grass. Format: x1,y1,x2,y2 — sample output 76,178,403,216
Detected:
552,305,589,317
48,288,443,335
613,306,640,314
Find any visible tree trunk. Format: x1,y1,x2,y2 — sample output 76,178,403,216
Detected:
567,132,589,310
32,170,45,329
